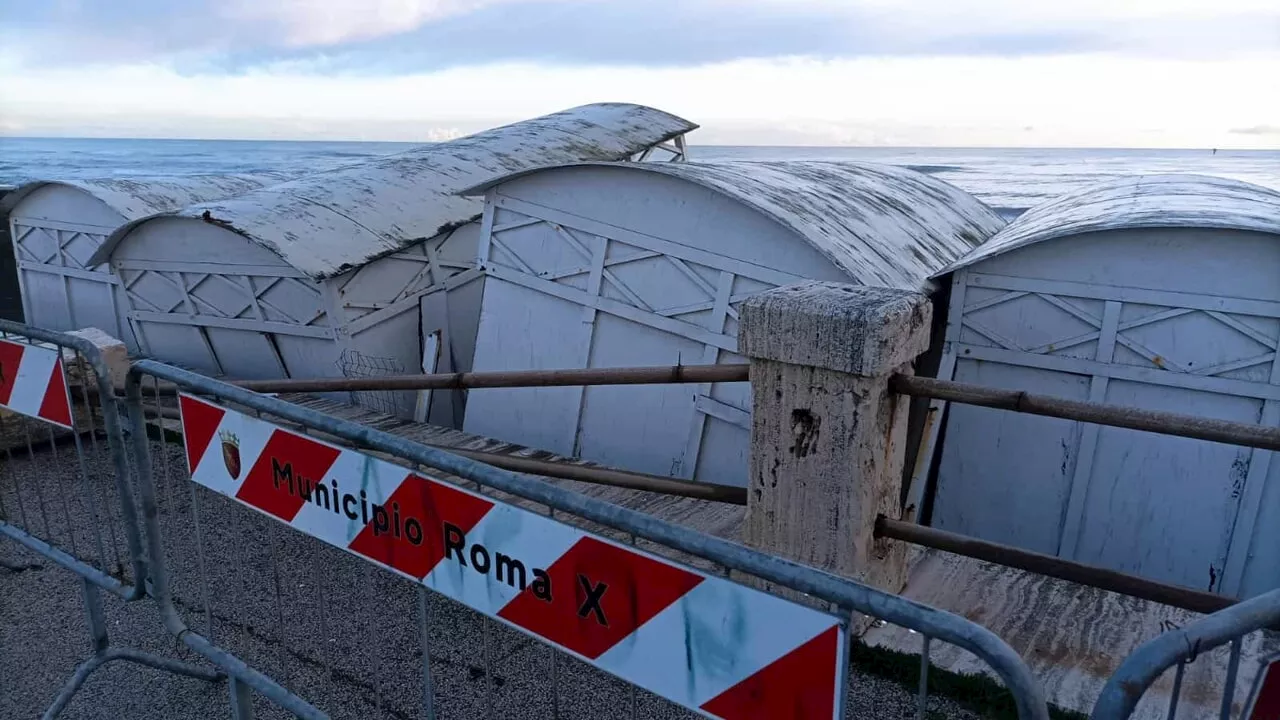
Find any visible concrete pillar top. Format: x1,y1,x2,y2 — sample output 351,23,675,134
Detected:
739,281,932,376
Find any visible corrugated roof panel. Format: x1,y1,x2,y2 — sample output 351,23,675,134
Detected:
464,160,1006,291
94,103,697,276
939,174,1280,276
2,173,292,220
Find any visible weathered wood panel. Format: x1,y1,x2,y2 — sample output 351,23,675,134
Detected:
933,222,1280,595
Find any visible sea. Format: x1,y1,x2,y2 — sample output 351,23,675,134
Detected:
1,137,1277,219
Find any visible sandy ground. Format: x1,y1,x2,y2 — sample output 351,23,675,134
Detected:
0,420,984,719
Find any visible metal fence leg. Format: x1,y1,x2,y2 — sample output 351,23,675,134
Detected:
418,587,437,720
1220,639,1243,720
41,579,223,720
918,634,932,720
229,677,256,720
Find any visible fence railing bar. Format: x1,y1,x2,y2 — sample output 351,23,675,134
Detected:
484,618,495,718
918,634,932,720
1091,587,1280,718
0,520,127,595
23,419,54,540
1165,660,1185,720
46,423,83,559
1220,638,1243,720
265,521,294,693
875,516,1239,616
65,370,111,572
229,676,255,720
314,551,337,712
892,375,1280,452
0,320,148,599
235,363,752,394
74,352,123,577
417,586,437,720
130,359,1050,720
1,415,29,530
189,482,215,643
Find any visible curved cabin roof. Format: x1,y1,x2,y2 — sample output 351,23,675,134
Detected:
938,174,1280,276
91,103,698,276
463,160,1006,290
2,174,291,222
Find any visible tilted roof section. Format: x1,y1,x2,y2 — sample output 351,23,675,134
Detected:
3,174,292,221
92,103,697,276
939,174,1280,276
463,160,1006,290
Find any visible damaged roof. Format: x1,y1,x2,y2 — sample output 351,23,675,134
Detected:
464,160,1006,291
939,174,1280,276
3,174,292,221
91,103,698,276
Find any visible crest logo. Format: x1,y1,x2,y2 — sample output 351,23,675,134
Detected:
220,430,241,480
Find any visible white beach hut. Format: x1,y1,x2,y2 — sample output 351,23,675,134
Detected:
2,174,289,347
456,160,1006,487
89,104,697,425
920,174,1280,596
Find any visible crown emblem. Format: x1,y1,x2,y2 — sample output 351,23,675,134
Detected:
220,430,242,480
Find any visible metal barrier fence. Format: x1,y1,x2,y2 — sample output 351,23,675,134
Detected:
0,320,219,719
124,358,1052,720
1091,587,1280,720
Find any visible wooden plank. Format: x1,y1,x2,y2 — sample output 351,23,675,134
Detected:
969,273,1280,321
115,259,306,278
128,311,335,340
958,343,1280,402
16,262,120,284
1058,300,1121,559
493,195,807,289
486,265,738,353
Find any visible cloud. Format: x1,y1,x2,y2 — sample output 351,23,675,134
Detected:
1231,125,1280,135
1,0,1276,72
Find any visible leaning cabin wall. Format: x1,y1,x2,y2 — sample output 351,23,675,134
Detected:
464,166,850,487
331,221,486,425
8,185,131,342
932,226,1280,597
111,217,341,381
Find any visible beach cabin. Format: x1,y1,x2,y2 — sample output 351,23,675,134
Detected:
457,160,1006,487
2,174,288,347
89,104,697,425
920,174,1280,597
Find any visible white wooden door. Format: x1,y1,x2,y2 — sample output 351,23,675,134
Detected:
10,218,132,345
464,197,783,486
932,265,1280,595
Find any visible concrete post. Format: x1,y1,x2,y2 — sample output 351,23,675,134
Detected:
739,282,932,599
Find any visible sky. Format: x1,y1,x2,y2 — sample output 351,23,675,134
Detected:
0,0,1277,147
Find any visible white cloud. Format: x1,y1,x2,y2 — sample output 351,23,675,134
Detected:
219,0,524,46
2,52,1276,147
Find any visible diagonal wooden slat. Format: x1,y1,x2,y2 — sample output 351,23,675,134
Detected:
1191,352,1277,377
963,290,1029,314
961,317,1024,352
1206,311,1279,350
554,225,651,311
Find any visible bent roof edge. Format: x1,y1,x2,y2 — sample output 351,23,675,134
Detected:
936,173,1280,277
462,159,1006,290
2,174,292,223
91,103,698,275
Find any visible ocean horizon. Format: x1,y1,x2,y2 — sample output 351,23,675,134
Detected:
2,136,1277,218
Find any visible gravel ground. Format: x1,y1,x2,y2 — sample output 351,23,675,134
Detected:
1,421,985,719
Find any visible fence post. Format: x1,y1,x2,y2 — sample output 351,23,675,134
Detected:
739,281,932,604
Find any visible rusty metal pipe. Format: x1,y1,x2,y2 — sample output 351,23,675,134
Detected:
891,374,1280,452
875,516,1235,615
428,449,748,505
235,364,752,394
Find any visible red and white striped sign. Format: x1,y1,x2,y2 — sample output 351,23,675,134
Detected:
1245,653,1280,720
0,339,73,429
178,394,847,719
